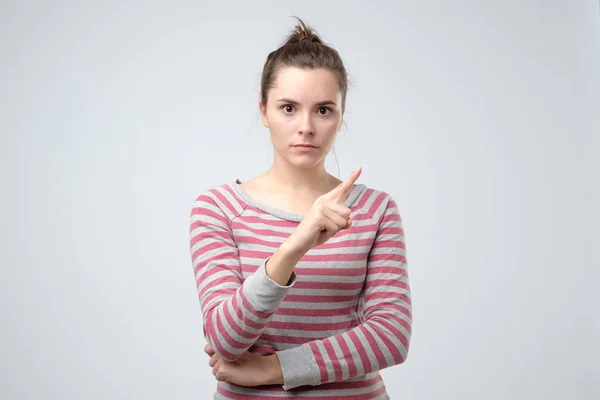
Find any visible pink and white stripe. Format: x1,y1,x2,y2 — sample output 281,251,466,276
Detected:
189,182,411,399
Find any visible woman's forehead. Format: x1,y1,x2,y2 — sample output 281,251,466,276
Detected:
272,67,341,101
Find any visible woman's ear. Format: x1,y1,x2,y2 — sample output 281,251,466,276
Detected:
259,101,269,128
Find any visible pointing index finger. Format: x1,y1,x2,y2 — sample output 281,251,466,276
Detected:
328,167,362,204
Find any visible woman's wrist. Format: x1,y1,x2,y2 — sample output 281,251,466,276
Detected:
264,354,284,385
265,241,305,286
278,237,307,261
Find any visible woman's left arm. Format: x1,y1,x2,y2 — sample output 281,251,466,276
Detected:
274,195,412,390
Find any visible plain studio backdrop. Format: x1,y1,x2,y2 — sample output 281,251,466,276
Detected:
1,1,598,399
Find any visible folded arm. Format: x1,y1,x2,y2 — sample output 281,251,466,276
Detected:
275,196,412,390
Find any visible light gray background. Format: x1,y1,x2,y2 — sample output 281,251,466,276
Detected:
1,1,598,399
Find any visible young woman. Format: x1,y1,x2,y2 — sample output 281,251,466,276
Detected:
189,18,412,400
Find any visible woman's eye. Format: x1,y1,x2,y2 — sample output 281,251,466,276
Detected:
281,105,331,114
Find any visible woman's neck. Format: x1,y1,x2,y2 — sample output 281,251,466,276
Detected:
264,161,339,195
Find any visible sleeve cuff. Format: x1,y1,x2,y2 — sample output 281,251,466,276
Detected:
276,343,321,390
242,257,296,312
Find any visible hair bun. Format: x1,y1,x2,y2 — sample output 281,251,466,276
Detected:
283,16,324,46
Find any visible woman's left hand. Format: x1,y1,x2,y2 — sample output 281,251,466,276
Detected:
204,344,283,387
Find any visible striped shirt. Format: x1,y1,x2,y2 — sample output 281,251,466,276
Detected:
189,180,412,399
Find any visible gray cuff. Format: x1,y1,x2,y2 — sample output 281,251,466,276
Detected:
276,343,321,390
242,257,296,312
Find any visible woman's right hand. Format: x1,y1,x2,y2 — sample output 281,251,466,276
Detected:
284,168,362,255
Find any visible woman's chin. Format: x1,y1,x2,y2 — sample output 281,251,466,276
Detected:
287,156,325,169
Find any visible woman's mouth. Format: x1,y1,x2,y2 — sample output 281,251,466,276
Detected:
292,144,318,152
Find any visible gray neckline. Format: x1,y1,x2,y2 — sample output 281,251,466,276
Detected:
230,179,366,222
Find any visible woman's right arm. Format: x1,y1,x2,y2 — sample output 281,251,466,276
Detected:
189,191,299,362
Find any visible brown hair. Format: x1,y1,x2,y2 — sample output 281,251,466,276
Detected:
260,17,349,111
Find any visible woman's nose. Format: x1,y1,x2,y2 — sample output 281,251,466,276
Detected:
298,112,314,135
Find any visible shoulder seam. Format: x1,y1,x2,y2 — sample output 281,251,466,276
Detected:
193,184,245,226
359,188,392,223
231,203,249,226
220,184,245,225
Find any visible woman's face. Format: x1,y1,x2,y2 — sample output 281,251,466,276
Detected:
259,66,344,169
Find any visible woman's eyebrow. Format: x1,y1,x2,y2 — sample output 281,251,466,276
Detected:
277,98,337,106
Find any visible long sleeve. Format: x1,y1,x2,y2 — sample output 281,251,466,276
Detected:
275,195,412,390
189,190,297,362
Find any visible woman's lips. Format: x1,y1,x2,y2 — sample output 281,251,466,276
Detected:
292,144,318,151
